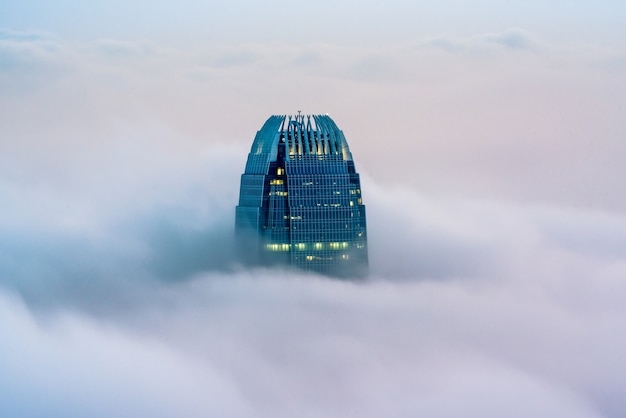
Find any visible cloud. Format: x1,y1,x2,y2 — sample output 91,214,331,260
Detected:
211,50,261,68
1,33,626,417
0,28,56,42
0,29,68,87
484,28,535,50
0,291,254,418
2,137,626,416
421,28,538,53
1,253,623,417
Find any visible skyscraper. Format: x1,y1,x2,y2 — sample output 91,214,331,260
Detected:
235,113,368,277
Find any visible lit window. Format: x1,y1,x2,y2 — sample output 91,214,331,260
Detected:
266,243,291,251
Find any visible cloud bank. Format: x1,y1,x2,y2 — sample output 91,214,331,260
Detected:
1,31,626,417
2,142,626,417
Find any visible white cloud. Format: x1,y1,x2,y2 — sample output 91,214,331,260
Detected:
1,32,626,417
2,143,626,416
422,29,538,53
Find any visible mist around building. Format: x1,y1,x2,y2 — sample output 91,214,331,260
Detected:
2,130,626,417
2,9,626,417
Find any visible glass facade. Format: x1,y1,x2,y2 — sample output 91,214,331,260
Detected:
235,114,368,277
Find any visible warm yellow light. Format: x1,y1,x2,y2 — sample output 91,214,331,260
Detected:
266,243,291,251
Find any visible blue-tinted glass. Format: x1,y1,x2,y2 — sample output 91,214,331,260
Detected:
235,114,368,278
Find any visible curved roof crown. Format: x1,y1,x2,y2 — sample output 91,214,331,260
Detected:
244,114,354,175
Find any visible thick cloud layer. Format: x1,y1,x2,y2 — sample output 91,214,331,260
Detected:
2,141,626,417
2,32,626,417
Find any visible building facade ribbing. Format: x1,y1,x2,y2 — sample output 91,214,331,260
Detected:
235,114,368,277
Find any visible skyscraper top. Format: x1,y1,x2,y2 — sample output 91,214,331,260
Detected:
236,113,368,277
245,114,354,175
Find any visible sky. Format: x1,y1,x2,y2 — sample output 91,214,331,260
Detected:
1,1,626,417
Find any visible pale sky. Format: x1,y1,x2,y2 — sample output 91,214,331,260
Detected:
2,0,626,44
1,2,626,417
3,0,626,210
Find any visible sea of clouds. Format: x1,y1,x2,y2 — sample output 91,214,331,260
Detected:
2,141,626,417
2,30,626,417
